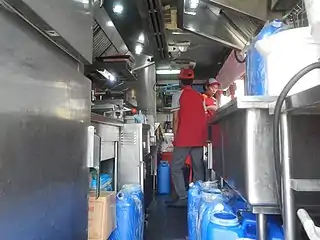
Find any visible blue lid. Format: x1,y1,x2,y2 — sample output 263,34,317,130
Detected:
210,212,239,227
160,161,169,165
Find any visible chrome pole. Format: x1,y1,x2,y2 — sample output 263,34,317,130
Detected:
257,214,267,240
114,141,118,192
280,113,296,240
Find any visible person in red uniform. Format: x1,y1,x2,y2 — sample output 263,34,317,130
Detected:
202,78,221,180
202,78,220,120
168,68,207,207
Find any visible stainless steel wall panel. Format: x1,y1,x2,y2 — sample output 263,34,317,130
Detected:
290,115,320,179
0,7,91,240
118,124,150,190
212,97,279,212
93,123,120,142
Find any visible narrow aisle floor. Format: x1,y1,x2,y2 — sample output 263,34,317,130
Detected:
145,196,187,240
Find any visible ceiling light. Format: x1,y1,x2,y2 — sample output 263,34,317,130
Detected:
113,3,123,14
189,0,199,9
138,33,145,43
156,69,180,75
107,21,114,27
135,44,143,55
97,69,116,81
172,31,185,35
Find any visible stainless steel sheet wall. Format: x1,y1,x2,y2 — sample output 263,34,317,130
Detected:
0,7,91,240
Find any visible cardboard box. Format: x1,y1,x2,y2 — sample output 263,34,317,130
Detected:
88,191,116,240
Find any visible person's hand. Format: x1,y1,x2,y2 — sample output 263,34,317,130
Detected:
207,105,218,111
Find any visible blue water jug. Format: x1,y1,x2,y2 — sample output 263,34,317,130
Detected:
197,188,222,240
241,212,284,240
200,197,232,240
246,19,284,96
122,184,144,240
188,181,203,240
109,191,137,240
206,212,244,240
225,196,248,215
157,161,170,195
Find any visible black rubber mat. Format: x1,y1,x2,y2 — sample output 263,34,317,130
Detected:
145,196,188,240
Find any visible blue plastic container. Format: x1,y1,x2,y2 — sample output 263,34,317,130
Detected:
206,212,244,240
198,188,222,240
157,161,171,195
200,197,232,240
122,184,144,240
109,190,137,240
245,19,284,96
225,196,248,216
187,181,203,240
241,212,284,240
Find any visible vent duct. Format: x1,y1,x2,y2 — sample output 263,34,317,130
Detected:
145,0,168,59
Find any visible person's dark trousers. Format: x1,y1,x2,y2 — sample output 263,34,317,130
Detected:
171,146,205,199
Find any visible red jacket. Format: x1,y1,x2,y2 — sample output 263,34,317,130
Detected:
172,86,207,147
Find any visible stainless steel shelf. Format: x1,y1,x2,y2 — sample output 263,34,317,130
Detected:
91,112,124,127
285,85,320,114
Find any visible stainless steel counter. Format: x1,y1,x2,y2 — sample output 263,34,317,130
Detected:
211,96,279,214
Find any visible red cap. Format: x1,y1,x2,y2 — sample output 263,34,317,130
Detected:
207,78,220,86
178,69,194,80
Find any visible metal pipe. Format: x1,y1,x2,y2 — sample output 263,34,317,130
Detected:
257,214,267,240
280,113,296,240
114,141,118,192
131,62,155,72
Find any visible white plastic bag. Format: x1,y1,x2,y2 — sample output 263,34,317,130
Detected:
304,0,320,43
255,27,320,96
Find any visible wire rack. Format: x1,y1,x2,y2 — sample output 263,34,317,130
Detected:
283,1,309,28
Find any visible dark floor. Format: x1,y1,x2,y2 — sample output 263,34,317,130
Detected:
145,196,188,240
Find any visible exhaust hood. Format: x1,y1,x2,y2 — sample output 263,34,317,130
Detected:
178,1,266,50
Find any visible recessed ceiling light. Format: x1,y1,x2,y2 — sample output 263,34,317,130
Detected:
97,69,116,82
156,69,180,75
113,3,123,14
189,0,199,9
138,33,145,43
107,21,114,27
135,44,143,55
